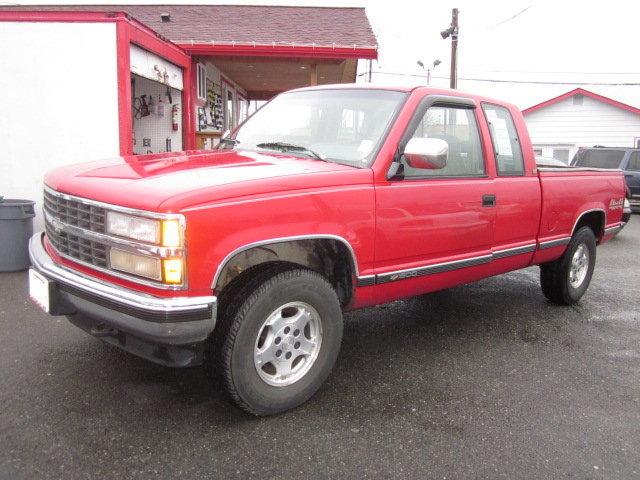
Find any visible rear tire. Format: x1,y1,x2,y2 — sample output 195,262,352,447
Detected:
540,226,596,305
209,268,343,416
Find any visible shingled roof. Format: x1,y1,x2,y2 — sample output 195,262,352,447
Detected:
2,5,377,49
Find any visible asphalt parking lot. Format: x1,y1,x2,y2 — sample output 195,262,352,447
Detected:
1,220,639,480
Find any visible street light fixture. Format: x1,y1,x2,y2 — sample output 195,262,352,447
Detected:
417,59,442,86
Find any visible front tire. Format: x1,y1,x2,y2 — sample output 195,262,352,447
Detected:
212,268,343,416
540,226,597,305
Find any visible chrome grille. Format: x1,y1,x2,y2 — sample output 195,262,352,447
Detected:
45,221,108,268
44,189,109,269
44,189,106,233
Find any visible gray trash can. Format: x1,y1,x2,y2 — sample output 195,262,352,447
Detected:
0,198,36,272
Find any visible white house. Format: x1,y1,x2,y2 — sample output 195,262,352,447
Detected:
523,88,640,163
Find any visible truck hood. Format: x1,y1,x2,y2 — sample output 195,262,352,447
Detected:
45,149,369,212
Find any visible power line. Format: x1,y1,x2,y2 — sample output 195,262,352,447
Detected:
357,71,640,86
461,69,640,75
486,3,534,30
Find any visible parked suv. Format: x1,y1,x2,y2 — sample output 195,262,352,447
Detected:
571,147,640,213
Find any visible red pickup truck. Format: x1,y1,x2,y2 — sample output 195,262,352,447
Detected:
29,85,626,415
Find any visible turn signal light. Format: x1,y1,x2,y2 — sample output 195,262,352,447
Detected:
162,258,183,284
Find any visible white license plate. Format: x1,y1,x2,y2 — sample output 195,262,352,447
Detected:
29,269,50,313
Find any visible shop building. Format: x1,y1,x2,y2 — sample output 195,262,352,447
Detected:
0,5,377,223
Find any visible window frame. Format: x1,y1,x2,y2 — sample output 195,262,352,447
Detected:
237,93,249,125
196,63,206,101
481,102,525,177
221,76,236,132
391,94,489,181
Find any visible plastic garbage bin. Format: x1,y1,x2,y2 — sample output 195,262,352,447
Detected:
0,198,36,272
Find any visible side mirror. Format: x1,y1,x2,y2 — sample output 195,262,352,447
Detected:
403,137,448,170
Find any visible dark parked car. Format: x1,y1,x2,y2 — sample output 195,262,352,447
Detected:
571,147,640,213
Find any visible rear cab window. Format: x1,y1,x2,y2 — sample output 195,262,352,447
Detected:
482,104,525,176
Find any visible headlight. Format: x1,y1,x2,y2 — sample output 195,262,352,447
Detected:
105,211,185,285
106,212,183,247
107,211,160,244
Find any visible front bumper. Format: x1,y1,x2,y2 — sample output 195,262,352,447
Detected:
29,232,217,367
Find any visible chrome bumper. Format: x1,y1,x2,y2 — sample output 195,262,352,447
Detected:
28,232,217,366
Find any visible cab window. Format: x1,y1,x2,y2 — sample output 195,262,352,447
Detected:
402,106,485,178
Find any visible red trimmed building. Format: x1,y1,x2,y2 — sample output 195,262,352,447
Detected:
523,88,640,162
0,5,377,219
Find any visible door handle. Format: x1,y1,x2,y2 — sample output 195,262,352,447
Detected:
482,194,496,207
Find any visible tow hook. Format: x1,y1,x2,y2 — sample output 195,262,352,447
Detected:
90,323,119,337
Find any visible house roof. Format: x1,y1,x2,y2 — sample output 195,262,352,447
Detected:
523,87,640,116
0,5,377,57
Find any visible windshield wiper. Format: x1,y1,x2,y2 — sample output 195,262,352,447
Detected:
256,142,326,161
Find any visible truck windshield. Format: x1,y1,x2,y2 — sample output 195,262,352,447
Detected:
223,89,407,167
572,149,626,169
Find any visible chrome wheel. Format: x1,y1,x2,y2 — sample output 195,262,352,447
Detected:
253,301,323,387
569,243,589,288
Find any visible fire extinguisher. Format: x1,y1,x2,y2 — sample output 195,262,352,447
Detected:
171,104,180,131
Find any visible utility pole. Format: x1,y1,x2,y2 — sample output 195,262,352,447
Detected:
450,8,458,89
441,8,459,89
368,59,372,83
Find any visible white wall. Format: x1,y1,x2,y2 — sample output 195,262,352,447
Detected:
525,95,640,161
0,22,120,228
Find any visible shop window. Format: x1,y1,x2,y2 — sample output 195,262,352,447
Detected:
196,63,206,100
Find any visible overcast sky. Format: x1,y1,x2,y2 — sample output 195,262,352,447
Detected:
4,0,640,109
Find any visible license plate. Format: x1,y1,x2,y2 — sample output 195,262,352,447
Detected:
29,269,50,313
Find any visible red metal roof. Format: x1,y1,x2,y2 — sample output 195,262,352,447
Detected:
523,87,640,116
1,5,377,58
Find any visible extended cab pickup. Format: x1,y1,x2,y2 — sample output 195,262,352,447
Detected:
29,85,626,415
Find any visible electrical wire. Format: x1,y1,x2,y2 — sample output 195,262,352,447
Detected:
357,71,640,86
485,3,534,30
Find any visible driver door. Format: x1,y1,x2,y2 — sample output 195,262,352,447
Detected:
373,96,495,301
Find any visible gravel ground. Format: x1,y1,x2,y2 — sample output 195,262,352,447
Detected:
1,219,639,479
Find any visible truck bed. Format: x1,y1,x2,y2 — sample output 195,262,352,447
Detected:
535,168,625,264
